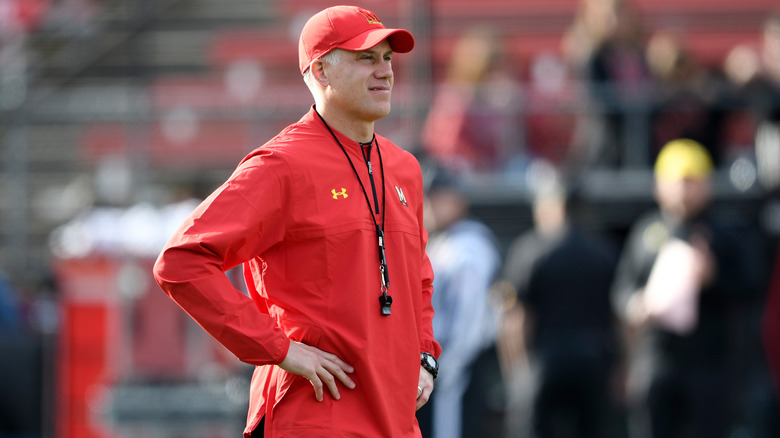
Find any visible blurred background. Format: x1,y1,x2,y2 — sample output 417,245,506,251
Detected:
1,0,779,437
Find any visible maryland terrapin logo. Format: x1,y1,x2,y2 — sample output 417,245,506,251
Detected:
332,188,348,199
394,185,408,206
358,9,382,24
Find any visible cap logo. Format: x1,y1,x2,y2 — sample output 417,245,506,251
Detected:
357,9,382,25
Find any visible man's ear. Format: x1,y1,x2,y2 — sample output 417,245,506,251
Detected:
311,60,329,86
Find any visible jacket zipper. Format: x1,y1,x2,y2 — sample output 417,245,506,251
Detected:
361,142,380,214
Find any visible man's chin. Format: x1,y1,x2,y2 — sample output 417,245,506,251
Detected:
366,106,392,121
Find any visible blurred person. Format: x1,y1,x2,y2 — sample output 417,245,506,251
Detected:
420,25,524,174
0,271,21,332
498,169,620,438
738,12,780,121
563,0,651,170
525,52,579,167
153,6,441,437
735,18,780,432
764,243,780,431
0,272,43,437
744,16,780,423
416,166,502,438
612,139,755,438
645,31,732,167
723,12,780,192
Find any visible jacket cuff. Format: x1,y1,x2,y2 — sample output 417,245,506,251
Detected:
420,339,442,359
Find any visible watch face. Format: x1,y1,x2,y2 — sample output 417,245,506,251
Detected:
424,354,437,369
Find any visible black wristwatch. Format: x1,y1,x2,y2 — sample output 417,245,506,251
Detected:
421,352,439,379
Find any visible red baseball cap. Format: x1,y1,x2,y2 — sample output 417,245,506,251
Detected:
298,5,415,74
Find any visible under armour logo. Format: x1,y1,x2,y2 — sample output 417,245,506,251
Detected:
332,188,348,199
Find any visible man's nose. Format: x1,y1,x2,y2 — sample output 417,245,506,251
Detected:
375,61,393,79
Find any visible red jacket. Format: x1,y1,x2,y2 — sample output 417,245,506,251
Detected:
153,107,441,437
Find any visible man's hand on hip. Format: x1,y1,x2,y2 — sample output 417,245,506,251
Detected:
279,341,356,402
416,366,435,410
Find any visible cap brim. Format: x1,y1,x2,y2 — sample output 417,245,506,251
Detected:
336,28,415,54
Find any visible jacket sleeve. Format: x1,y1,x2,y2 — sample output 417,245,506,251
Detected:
152,152,291,366
416,172,442,359
610,218,652,321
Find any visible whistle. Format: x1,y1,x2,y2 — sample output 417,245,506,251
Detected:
379,293,393,316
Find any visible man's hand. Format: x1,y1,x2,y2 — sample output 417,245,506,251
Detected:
415,365,435,410
690,234,717,288
278,341,356,402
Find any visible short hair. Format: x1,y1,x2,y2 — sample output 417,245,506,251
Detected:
303,49,344,90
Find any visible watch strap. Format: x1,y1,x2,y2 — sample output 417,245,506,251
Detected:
420,352,438,379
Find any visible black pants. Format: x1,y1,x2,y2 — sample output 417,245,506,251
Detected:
643,364,730,438
415,346,505,437
249,417,264,437
529,347,613,438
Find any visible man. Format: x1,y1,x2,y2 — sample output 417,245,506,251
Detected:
152,6,441,437
612,139,753,438
417,167,501,438
499,173,619,438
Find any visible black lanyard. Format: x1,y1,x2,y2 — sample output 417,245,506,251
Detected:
315,109,393,316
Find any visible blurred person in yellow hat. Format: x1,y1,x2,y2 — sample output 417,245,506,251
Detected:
612,138,758,438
